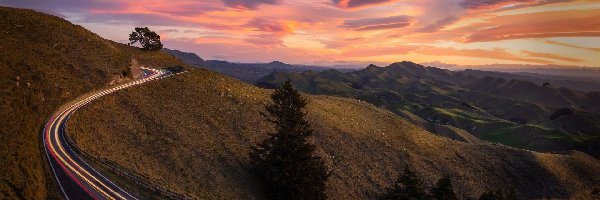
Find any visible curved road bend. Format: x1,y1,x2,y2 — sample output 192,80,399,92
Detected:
43,67,176,200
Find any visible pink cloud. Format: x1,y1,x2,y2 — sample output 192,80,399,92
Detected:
463,10,600,42
331,0,398,9
245,18,294,34
222,0,280,9
341,15,413,31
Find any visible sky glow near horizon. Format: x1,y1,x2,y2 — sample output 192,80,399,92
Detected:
2,0,599,67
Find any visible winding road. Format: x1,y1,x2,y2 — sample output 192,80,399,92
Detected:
43,67,176,200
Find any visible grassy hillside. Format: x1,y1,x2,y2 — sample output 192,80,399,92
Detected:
0,6,187,199
256,62,600,157
68,68,600,199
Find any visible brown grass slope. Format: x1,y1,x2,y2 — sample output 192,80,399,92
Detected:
68,68,600,199
0,6,187,199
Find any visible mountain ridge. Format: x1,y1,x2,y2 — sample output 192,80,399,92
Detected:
257,62,600,157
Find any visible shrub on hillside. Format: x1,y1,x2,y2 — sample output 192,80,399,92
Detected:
431,176,458,200
378,167,428,200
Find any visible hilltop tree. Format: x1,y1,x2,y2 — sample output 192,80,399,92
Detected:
128,27,163,50
431,176,458,200
250,81,329,200
379,167,428,200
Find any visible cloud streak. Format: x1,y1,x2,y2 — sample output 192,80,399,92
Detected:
341,15,413,31
222,0,280,9
1,0,597,67
463,9,600,42
331,0,397,9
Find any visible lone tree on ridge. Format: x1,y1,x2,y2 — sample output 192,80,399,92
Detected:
128,27,163,50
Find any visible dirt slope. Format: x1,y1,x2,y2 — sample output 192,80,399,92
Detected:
68,68,600,199
0,6,187,199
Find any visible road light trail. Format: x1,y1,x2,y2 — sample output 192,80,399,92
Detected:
43,67,175,200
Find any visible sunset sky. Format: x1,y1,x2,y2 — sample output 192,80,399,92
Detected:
2,0,599,67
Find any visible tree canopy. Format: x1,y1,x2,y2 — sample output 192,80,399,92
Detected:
128,27,163,50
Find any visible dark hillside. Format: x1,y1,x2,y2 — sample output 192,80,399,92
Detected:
68,68,599,199
0,6,187,199
461,69,600,92
257,62,600,157
162,48,205,65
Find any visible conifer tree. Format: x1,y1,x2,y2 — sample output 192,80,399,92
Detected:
431,176,458,200
250,81,329,200
379,167,428,200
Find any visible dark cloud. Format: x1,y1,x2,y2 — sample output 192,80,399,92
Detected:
245,18,292,33
341,15,412,31
459,0,535,9
418,15,459,33
331,0,396,9
495,0,574,11
0,0,123,12
72,12,198,27
159,29,180,33
222,0,280,9
245,34,285,47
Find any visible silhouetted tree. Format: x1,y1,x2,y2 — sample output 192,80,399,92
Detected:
431,176,458,200
379,167,428,200
128,27,163,50
250,81,329,200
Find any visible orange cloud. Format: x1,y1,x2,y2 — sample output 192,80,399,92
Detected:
461,0,539,10
340,45,420,57
7,0,599,67
341,15,414,31
544,40,600,52
463,9,600,42
331,0,398,9
418,46,554,64
521,50,583,63
222,0,280,10
245,18,295,34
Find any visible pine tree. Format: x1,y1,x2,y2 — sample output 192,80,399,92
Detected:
431,176,458,200
379,167,428,200
250,81,329,200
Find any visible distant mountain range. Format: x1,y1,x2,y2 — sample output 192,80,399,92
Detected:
460,69,600,92
163,48,356,83
425,61,600,82
257,61,600,157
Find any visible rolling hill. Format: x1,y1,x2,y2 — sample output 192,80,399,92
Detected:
68,68,600,199
461,69,600,93
257,62,600,158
